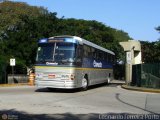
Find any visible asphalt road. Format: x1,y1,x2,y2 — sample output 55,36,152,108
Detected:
0,83,160,120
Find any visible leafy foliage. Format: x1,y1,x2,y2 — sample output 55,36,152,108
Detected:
141,41,160,63
56,18,130,62
0,1,131,67
139,26,160,63
0,1,58,66
156,26,160,41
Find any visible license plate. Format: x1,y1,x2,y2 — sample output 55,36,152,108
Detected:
48,74,55,79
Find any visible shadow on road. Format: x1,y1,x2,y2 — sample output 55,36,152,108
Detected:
115,93,159,115
1,109,159,120
35,88,80,93
35,81,124,93
35,83,108,93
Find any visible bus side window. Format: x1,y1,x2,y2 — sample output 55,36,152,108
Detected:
99,51,103,60
94,49,98,59
90,47,95,58
105,53,108,62
112,55,115,64
92,48,96,59
76,45,83,65
97,50,103,60
108,54,111,63
102,52,105,60
83,44,91,58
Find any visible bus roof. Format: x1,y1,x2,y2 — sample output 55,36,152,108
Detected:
48,35,115,55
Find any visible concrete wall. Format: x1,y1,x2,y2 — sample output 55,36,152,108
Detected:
120,40,142,85
120,40,142,65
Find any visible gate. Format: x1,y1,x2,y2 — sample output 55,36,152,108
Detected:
132,63,160,89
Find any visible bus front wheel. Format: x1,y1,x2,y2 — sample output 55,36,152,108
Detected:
81,77,88,91
107,77,110,84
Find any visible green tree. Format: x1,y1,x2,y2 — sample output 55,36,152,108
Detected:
57,18,130,62
141,41,160,63
0,1,58,66
0,1,131,68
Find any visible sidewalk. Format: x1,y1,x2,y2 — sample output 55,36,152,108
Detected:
122,84,160,93
111,80,160,93
0,83,29,87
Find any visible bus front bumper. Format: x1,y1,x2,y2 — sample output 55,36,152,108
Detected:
35,80,79,89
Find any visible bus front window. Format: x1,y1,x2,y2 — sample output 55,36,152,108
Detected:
36,42,76,65
54,42,76,63
36,44,54,62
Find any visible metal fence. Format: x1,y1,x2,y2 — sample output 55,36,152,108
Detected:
8,74,28,84
0,63,29,84
132,63,160,89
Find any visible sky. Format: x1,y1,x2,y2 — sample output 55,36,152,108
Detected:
11,0,160,42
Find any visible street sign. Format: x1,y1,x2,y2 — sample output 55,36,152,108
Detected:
10,58,16,66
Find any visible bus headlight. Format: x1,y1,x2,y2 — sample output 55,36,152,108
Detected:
70,74,75,80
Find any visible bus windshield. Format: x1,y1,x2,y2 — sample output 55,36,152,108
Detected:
36,42,76,65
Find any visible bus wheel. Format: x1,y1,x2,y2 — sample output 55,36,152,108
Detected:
107,77,110,84
81,77,88,91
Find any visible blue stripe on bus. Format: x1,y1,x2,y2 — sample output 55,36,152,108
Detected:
82,58,113,69
35,58,113,69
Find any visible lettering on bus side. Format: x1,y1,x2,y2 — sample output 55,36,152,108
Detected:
93,60,102,68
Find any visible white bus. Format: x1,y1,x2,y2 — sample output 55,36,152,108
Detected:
35,35,115,90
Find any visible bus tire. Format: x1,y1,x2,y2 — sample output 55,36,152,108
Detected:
81,76,88,91
107,77,110,84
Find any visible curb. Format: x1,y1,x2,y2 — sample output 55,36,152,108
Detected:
0,83,31,87
121,85,160,93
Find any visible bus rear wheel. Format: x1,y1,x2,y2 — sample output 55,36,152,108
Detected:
81,77,88,91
